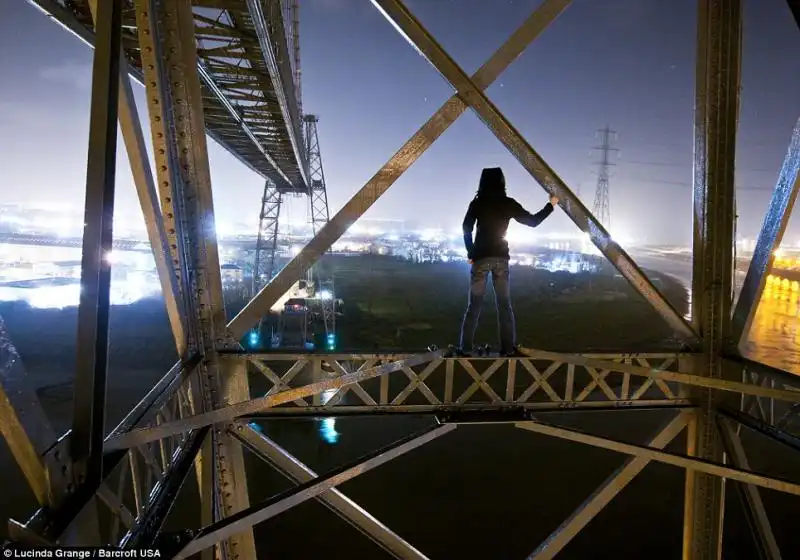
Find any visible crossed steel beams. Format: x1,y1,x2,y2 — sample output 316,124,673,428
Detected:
229,0,695,344
101,384,800,559
226,0,698,348
55,350,800,557
233,426,431,560
101,349,800,452
5,345,800,554
7,0,800,557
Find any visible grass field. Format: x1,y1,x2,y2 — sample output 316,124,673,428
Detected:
252,254,690,353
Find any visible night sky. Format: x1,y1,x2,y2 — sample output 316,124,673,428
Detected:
1,0,799,245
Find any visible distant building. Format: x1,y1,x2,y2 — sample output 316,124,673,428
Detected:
368,243,392,256
54,260,82,279
221,263,243,284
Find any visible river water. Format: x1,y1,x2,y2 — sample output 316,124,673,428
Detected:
631,249,800,374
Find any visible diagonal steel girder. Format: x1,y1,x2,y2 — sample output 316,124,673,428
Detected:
730,117,800,350
84,0,187,357
515,419,800,496
370,0,699,347
528,411,690,560
232,425,431,560
174,424,456,559
119,427,209,549
788,0,800,30
227,0,573,339
717,419,783,560
718,406,800,454
103,351,441,450
0,315,69,506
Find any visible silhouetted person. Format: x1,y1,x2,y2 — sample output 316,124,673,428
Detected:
459,167,559,356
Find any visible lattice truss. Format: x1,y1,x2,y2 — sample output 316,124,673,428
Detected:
32,0,307,191
3,0,800,558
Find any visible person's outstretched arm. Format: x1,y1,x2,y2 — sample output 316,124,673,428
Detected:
510,196,558,228
462,200,477,259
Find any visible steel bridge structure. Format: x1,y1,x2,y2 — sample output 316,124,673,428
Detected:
2,0,800,558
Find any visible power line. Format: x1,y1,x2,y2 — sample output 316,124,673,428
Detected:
624,160,779,173
619,176,780,191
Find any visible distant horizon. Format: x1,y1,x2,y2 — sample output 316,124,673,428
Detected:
0,200,794,251
1,1,799,246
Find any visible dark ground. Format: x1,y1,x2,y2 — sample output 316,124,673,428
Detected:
258,255,690,353
1,256,798,559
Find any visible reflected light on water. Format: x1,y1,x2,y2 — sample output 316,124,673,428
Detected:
744,278,800,375
317,389,340,445
319,418,340,444
684,275,800,375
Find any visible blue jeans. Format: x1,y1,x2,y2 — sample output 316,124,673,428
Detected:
459,258,515,352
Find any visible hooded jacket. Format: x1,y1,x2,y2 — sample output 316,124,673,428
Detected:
462,167,554,261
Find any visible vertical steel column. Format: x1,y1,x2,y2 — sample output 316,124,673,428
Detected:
216,357,258,560
70,0,122,490
134,1,255,558
685,1,742,558
86,0,187,357
304,114,335,338
253,179,282,294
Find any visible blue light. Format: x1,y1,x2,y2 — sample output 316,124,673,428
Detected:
248,422,263,433
248,330,259,347
325,333,336,351
318,418,340,445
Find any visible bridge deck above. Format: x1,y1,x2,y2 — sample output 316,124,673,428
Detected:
35,0,308,193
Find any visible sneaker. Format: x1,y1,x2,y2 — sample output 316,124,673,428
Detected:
501,347,525,358
445,345,471,357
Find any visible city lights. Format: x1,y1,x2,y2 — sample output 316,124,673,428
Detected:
0,204,687,313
